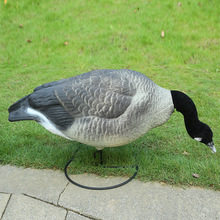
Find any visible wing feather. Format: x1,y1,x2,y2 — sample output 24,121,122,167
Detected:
28,69,137,129
54,71,135,119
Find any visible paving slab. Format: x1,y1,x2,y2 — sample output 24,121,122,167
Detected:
2,194,66,220
0,165,68,205
59,173,220,220
66,211,91,220
0,193,11,219
1,165,220,220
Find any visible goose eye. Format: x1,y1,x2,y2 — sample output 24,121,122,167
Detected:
194,137,202,142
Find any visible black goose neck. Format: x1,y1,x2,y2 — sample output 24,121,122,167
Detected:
171,91,198,119
171,90,200,138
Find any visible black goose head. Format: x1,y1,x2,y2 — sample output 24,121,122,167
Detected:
187,121,216,153
171,90,216,153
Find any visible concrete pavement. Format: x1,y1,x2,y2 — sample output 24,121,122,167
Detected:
0,165,219,220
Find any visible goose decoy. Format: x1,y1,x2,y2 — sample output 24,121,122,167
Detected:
8,69,216,153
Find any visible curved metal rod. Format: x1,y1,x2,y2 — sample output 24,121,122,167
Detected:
64,151,138,190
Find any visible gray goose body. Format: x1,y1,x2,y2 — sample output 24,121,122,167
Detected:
8,69,174,149
8,69,215,152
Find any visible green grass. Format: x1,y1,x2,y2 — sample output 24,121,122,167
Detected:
0,0,219,190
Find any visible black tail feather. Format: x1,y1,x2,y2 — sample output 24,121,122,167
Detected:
8,94,34,122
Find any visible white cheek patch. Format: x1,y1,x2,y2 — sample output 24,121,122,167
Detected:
27,107,72,140
194,137,202,142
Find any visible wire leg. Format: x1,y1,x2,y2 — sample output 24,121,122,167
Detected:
94,150,103,165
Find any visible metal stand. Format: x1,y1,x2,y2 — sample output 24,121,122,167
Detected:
64,148,138,190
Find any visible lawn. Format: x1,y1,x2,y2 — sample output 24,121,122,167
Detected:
0,0,219,190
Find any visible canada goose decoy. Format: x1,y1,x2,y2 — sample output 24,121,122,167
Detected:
8,69,216,153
